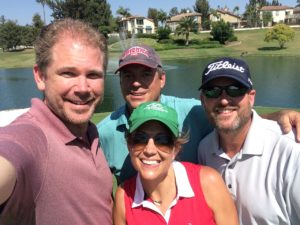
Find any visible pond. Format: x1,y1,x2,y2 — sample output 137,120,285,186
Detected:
0,55,299,112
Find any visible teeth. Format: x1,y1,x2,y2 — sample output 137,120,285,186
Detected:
70,99,92,105
131,93,143,96
216,108,233,113
142,160,159,165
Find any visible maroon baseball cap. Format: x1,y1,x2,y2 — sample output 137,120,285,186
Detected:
115,45,162,74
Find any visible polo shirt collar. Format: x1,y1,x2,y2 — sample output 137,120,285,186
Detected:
242,110,265,155
116,105,130,129
30,98,95,144
132,161,195,208
116,95,166,130
212,110,265,157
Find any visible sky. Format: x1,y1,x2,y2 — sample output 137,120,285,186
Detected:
1,0,298,26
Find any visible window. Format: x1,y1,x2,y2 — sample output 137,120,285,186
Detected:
136,19,144,25
146,26,152,34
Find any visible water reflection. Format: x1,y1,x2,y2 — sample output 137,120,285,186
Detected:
0,56,299,112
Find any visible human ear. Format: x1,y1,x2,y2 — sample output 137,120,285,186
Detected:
33,64,46,91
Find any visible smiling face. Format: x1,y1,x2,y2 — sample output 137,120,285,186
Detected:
200,77,255,134
119,64,166,112
33,34,105,135
127,120,179,182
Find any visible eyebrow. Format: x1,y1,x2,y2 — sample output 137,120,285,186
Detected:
56,67,104,75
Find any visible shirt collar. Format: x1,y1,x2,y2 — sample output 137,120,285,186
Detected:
29,98,97,145
212,110,265,157
132,161,194,208
116,95,166,129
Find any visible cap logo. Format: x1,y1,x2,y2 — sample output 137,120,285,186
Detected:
122,47,149,59
204,60,245,76
144,102,168,113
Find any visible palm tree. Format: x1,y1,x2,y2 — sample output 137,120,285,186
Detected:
157,9,168,27
233,6,240,15
175,16,197,46
116,6,131,18
36,0,47,24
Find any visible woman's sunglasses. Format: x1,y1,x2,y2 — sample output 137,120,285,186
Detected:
129,132,175,153
202,85,249,98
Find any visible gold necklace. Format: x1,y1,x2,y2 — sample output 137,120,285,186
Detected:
153,200,162,206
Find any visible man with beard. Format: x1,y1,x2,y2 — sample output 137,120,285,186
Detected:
198,57,300,225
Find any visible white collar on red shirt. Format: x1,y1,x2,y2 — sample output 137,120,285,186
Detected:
132,161,195,208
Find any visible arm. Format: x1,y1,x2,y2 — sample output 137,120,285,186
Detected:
261,110,300,142
200,166,239,225
113,185,126,225
0,156,16,205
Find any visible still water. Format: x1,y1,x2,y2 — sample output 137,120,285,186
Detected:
0,56,299,112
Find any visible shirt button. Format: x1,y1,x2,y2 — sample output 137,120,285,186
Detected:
228,184,232,188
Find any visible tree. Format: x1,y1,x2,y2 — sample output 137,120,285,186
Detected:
210,20,235,44
244,0,269,27
46,0,112,34
297,0,300,7
20,25,36,47
175,16,198,45
0,15,5,25
36,0,47,23
180,8,193,13
116,6,131,17
264,23,295,48
32,13,44,29
194,0,210,30
233,6,240,15
157,9,168,27
147,8,159,27
0,20,22,51
271,0,280,5
169,7,179,17
262,11,272,26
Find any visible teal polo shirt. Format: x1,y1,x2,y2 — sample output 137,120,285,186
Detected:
97,94,213,183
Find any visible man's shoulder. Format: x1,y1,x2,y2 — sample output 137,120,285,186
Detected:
161,94,201,106
161,94,203,114
97,105,127,128
198,130,216,149
254,111,297,142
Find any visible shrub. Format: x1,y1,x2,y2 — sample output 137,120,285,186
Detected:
210,20,235,44
157,27,172,40
136,33,157,39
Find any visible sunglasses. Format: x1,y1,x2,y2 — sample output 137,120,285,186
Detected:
129,132,175,153
202,85,249,98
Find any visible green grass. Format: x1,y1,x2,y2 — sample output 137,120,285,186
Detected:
0,49,35,68
91,106,300,125
2,27,300,68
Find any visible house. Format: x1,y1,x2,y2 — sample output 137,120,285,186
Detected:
209,9,242,28
260,5,293,25
286,7,300,24
166,12,202,32
118,16,155,35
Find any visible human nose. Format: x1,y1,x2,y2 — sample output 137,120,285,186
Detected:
75,76,89,92
143,138,158,155
219,92,230,105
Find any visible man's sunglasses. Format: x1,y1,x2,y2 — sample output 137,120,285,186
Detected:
129,132,175,153
202,85,249,98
